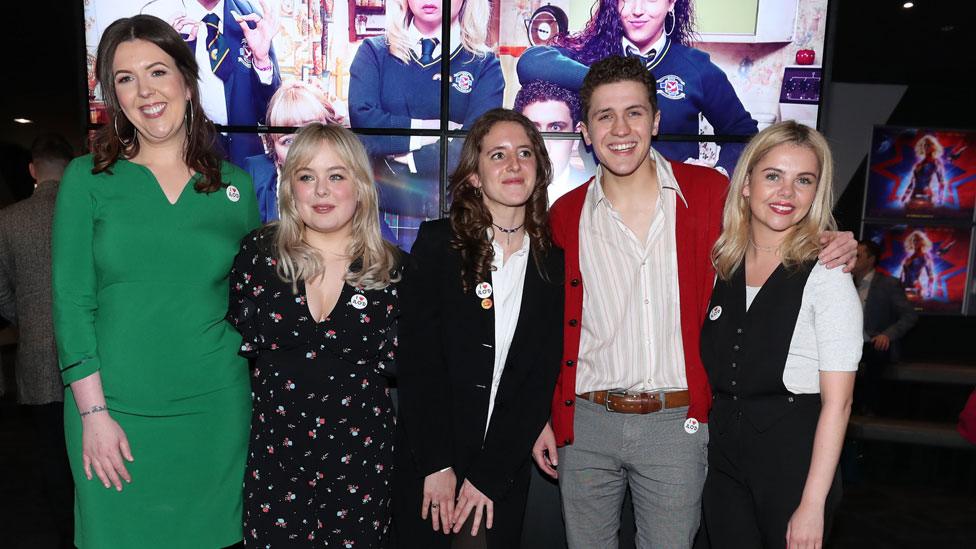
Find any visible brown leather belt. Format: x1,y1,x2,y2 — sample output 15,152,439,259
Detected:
577,390,691,414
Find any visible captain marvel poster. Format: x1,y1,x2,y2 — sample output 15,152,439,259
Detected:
864,126,976,221
862,224,972,314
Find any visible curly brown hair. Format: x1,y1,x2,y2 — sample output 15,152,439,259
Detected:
447,109,554,293
90,15,224,193
579,55,658,124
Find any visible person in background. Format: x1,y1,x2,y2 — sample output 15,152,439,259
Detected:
516,0,757,177
52,15,259,548
513,80,592,204
242,80,338,222
701,121,861,549
852,239,917,414
0,133,75,549
229,123,401,547
394,109,564,548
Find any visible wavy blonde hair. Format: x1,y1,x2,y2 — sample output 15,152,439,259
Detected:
914,134,943,159
903,230,933,254
274,123,400,291
386,0,490,63
712,121,837,281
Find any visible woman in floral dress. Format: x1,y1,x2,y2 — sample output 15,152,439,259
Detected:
228,123,401,547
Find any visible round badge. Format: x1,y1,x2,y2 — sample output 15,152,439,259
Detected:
708,305,722,321
475,282,493,299
683,418,700,434
226,185,241,202
350,294,368,310
481,298,493,310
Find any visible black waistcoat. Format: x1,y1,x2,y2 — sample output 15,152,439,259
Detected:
700,260,818,434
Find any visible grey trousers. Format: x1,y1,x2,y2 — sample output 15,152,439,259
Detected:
557,397,709,549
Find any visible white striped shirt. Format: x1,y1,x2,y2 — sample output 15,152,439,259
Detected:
576,149,688,393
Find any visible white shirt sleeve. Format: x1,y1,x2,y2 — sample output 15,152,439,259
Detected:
811,263,863,372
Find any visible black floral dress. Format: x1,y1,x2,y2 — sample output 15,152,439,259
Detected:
228,228,399,548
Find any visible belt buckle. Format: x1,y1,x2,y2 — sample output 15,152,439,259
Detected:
606,390,628,412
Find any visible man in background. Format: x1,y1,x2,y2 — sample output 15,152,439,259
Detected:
513,80,592,204
852,239,918,414
0,133,75,548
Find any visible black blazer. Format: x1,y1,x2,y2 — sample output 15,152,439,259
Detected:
396,219,564,503
863,272,917,359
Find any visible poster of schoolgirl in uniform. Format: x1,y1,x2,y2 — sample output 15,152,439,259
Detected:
495,0,831,177
862,224,972,314
863,126,976,221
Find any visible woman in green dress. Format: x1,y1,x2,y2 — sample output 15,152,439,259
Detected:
52,15,259,548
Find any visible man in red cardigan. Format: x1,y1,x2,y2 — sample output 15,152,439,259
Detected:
529,57,856,548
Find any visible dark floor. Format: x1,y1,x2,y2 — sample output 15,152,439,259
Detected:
2,400,974,549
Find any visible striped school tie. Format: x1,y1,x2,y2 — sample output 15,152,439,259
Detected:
203,13,233,81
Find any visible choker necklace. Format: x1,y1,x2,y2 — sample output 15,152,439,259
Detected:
492,222,524,246
749,238,778,253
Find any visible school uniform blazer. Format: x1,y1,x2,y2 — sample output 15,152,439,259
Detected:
397,219,564,503
548,161,728,447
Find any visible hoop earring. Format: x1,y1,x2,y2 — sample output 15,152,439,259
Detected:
664,10,675,37
185,102,194,134
114,116,133,148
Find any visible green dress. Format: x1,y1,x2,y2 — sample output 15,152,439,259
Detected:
52,156,260,548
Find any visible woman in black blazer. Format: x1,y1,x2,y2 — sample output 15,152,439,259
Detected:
394,108,564,548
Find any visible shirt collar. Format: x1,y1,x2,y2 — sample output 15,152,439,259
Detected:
860,270,875,287
407,24,462,61
186,0,225,29
622,31,667,59
590,148,687,212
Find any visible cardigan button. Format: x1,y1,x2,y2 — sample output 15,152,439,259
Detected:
732,345,739,351
565,400,573,406
736,328,743,334
788,396,795,403
569,319,578,327
570,278,580,287
566,360,575,367
731,362,737,368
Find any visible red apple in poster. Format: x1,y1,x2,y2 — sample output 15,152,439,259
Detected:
796,49,816,65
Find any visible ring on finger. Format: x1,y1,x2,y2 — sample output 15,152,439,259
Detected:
431,503,439,509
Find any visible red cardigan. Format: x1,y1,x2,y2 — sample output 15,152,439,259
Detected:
548,160,728,446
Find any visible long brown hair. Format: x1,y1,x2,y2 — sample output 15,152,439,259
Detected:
90,15,223,193
447,108,553,293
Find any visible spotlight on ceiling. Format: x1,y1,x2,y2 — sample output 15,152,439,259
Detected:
903,2,914,8
13,118,33,124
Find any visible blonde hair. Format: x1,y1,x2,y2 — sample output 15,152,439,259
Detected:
274,123,400,291
386,0,490,63
903,230,932,254
264,81,338,163
914,135,943,159
712,121,837,281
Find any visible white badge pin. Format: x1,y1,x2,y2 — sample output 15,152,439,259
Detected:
708,305,722,321
684,418,700,434
226,185,241,202
475,282,493,299
350,294,368,310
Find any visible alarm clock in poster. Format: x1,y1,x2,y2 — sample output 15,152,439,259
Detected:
864,126,976,221
862,224,972,314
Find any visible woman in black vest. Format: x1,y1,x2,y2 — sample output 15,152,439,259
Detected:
700,121,861,549
393,109,564,548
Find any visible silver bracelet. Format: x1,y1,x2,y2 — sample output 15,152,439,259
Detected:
79,405,108,417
